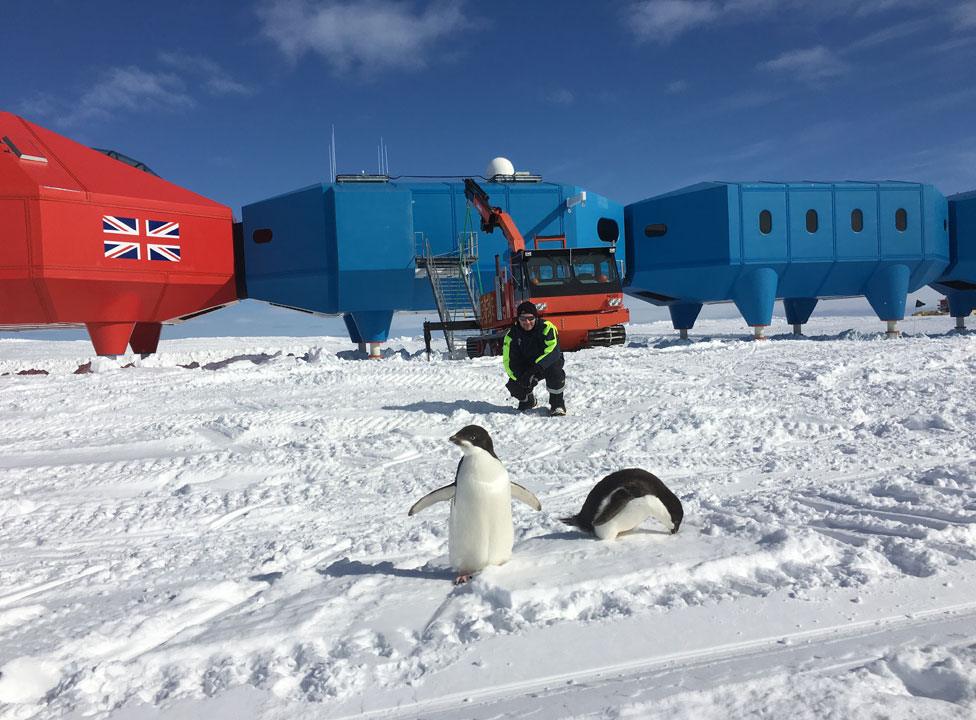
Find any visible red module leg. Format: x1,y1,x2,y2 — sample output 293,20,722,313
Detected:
85,322,135,356
129,322,162,355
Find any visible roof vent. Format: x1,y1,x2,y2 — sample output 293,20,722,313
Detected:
2,135,47,163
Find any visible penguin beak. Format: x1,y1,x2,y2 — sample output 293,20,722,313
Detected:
449,435,462,445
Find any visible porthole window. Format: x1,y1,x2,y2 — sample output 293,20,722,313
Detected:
759,210,772,235
644,223,668,238
597,218,619,243
252,228,273,244
851,208,864,233
895,208,907,232
805,209,819,233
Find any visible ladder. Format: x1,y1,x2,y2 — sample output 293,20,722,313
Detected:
417,232,482,357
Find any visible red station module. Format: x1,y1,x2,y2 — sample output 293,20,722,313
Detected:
0,112,237,356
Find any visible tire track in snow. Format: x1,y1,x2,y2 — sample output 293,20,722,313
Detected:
799,495,976,529
343,600,976,720
0,565,106,608
208,499,275,531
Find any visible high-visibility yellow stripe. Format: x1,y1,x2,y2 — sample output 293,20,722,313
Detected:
503,332,517,379
535,321,558,364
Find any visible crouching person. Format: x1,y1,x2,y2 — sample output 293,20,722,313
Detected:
503,301,566,416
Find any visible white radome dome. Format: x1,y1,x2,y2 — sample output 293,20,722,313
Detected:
485,157,515,179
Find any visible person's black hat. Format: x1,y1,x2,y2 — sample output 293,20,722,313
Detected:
517,301,539,317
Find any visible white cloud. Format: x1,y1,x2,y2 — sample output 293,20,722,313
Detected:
17,56,251,129
256,0,468,75
844,17,930,52
158,53,254,96
624,0,953,44
851,0,931,16
545,88,575,105
723,0,778,13
666,79,689,93
719,89,779,110
61,67,195,126
626,0,720,44
952,0,976,28
16,93,60,120
758,46,850,84
717,138,779,164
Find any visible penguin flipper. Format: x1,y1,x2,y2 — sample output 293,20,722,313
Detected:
592,488,633,527
408,484,456,516
510,482,542,511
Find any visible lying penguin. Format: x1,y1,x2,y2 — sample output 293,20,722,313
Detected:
561,468,683,541
409,425,542,584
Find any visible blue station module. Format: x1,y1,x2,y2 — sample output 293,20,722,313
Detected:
931,190,976,330
624,181,949,337
240,177,623,348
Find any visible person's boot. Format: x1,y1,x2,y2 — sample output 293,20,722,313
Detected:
549,393,566,416
517,392,537,412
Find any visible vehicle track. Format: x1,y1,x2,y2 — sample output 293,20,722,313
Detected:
341,601,976,720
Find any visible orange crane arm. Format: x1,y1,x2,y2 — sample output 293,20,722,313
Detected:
464,178,526,253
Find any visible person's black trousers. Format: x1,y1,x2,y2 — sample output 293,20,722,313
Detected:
505,356,565,401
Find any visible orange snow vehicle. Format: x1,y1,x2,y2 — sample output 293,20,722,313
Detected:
456,177,629,357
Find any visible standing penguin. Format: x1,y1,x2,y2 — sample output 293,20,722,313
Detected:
409,425,542,584
561,469,683,541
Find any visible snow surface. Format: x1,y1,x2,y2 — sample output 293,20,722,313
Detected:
1,315,975,719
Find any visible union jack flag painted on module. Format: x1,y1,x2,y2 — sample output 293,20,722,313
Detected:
146,219,180,240
102,215,139,235
103,240,141,260
148,244,181,262
102,215,182,262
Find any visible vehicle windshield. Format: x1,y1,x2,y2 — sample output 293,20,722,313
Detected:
518,249,620,296
570,251,617,285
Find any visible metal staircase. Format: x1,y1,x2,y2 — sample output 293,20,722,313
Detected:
417,232,482,357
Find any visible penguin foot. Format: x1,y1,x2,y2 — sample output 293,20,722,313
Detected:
454,574,473,585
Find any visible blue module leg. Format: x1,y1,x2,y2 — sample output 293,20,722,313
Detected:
732,267,779,340
668,302,703,340
783,298,818,336
344,310,394,358
343,313,364,344
946,290,976,331
865,264,910,337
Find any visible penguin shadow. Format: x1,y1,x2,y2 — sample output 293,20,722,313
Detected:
319,557,455,581
531,527,671,542
527,530,582,542
382,400,516,415
617,527,673,537
248,571,285,585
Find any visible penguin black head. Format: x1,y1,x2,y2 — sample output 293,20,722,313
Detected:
449,425,498,459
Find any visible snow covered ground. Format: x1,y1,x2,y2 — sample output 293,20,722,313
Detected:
1,314,975,719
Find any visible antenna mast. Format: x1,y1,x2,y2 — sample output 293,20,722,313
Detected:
329,124,337,183
377,137,390,175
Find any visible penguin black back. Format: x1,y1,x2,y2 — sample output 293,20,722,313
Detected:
561,468,684,534
449,425,498,459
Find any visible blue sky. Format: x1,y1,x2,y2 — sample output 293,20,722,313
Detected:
3,0,975,340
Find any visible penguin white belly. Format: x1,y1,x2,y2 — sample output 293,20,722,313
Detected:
449,456,514,573
594,495,672,541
